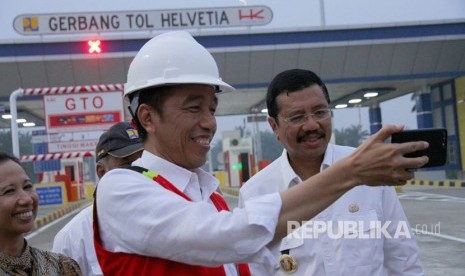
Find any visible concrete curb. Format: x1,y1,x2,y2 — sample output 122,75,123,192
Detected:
221,187,239,197
220,180,465,197
34,200,92,230
406,179,465,188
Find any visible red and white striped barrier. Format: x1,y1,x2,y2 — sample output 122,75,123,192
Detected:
20,151,94,163
22,84,124,96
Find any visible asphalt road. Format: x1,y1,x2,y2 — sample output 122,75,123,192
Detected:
27,186,465,276
398,186,465,276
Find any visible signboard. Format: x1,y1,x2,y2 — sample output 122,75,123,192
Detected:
48,139,99,153
247,114,267,123
36,185,63,205
43,91,123,134
45,130,104,153
13,6,272,35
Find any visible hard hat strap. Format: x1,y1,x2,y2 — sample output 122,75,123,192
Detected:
127,92,147,138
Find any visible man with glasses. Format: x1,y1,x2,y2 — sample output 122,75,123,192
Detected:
239,69,423,275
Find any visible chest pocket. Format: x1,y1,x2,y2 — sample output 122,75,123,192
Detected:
332,209,382,267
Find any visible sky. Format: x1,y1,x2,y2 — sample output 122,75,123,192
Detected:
214,93,417,142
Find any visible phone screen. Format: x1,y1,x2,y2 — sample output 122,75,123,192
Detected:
391,128,447,168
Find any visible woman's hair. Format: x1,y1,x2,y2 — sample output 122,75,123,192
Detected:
0,151,21,166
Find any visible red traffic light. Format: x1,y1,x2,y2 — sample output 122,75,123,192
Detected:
88,40,101,54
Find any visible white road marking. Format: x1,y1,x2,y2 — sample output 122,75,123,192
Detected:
25,205,88,240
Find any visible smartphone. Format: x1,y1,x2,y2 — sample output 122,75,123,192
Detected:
391,128,447,168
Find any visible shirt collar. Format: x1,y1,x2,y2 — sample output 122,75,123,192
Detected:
280,143,336,189
135,150,219,198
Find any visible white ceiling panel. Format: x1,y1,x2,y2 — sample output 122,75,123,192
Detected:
320,46,347,79
224,51,251,85
343,45,371,78
44,60,75,86
98,58,127,84
0,62,21,93
412,41,442,74
436,40,465,72
217,89,266,115
18,61,49,88
296,48,324,73
71,59,101,84
366,44,395,77
389,42,419,75
272,48,300,75
212,52,227,83
248,50,274,85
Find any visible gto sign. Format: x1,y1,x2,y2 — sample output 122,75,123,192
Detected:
43,91,124,134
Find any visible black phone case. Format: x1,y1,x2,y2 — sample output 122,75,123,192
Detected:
391,128,447,168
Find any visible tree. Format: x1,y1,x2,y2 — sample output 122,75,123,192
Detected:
259,130,283,162
334,125,369,147
0,130,37,182
208,139,223,171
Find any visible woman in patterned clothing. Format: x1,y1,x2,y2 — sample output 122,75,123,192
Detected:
0,151,81,275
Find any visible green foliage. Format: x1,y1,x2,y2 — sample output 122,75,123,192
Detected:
0,130,33,154
0,130,37,182
259,130,283,161
209,139,223,171
333,125,369,147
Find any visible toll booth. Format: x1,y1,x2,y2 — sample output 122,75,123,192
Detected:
59,158,85,202
223,137,254,187
21,151,97,207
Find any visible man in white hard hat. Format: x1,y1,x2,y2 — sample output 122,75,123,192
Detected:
94,31,428,275
52,122,143,276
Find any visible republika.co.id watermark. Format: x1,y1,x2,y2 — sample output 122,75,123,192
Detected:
287,220,441,239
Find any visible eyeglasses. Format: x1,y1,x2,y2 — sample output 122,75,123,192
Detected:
279,108,332,126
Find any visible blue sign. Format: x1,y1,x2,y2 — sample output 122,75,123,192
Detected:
32,142,61,173
34,159,61,173
36,186,63,205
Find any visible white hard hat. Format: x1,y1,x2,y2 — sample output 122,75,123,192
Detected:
124,31,234,97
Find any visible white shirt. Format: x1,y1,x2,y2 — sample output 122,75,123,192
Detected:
96,150,281,276
52,205,103,276
239,144,424,276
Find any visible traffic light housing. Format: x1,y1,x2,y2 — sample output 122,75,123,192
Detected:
87,40,102,54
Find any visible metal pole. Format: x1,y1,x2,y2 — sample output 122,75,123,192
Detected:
253,117,259,171
319,0,326,26
254,114,263,169
9,89,23,157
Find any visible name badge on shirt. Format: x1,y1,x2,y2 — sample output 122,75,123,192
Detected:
348,203,360,213
279,254,297,274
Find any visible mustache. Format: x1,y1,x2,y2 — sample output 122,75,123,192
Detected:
297,130,325,143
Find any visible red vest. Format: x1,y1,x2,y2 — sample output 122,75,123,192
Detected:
93,167,251,276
